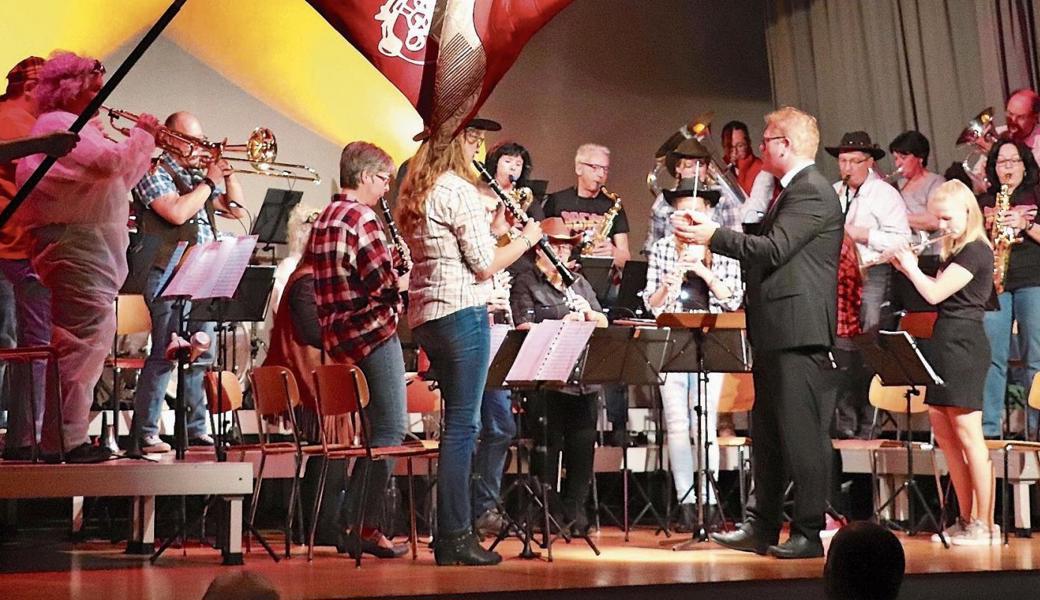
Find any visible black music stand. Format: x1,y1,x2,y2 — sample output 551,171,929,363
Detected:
252,188,302,250
483,329,562,561
576,326,674,542
854,330,948,546
657,312,750,548
189,266,275,458
613,261,649,318
578,256,614,305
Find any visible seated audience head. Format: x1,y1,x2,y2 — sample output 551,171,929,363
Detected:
759,106,819,177
889,130,931,177
201,571,280,600
984,138,1039,195
1005,88,1040,143
823,521,905,600
34,51,104,115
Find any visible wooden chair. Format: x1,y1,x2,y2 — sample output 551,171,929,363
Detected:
247,366,310,558
0,346,62,462
987,371,1040,545
310,364,426,565
716,373,755,521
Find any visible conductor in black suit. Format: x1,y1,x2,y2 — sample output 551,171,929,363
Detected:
672,106,843,559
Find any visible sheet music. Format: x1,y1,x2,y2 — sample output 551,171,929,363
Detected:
162,235,258,300
536,320,597,382
489,323,511,363
505,320,563,383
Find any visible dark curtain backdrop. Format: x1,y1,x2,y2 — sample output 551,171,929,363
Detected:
767,0,1040,181
481,0,774,252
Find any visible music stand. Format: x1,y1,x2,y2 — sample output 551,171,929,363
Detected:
189,265,276,456
613,260,649,318
578,256,614,304
657,312,751,548
577,326,674,541
854,330,948,546
251,188,302,249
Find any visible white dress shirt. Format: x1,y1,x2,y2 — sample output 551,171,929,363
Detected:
834,171,911,265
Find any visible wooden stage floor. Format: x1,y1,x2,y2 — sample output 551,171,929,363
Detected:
1,526,1039,600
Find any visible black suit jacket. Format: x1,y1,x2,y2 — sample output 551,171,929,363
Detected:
710,164,843,352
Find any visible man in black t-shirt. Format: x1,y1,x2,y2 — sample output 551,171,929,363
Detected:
544,143,631,271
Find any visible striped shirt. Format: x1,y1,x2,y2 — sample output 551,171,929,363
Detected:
644,234,744,315
407,171,496,329
307,195,401,363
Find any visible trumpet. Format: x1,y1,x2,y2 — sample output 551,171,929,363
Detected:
102,106,321,184
861,231,956,268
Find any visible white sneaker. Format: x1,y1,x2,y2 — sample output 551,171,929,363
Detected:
931,518,966,543
141,436,171,454
950,519,997,546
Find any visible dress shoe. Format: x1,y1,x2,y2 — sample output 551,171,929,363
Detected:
42,442,113,464
473,508,507,540
434,529,502,566
710,524,777,555
1,446,34,461
338,531,408,558
766,533,824,559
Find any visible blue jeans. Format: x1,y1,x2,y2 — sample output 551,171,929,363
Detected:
472,388,516,516
412,306,490,536
131,267,214,440
983,288,1040,438
340,334,408,528
0,259,52,448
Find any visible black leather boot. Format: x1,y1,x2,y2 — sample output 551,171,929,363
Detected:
434,529,502,566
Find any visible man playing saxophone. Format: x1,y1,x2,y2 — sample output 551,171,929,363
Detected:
544,143,630,272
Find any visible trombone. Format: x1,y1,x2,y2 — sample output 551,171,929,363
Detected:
102,106,322,184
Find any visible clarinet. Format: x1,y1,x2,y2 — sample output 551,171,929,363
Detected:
473,160,576,287
378,195,412,276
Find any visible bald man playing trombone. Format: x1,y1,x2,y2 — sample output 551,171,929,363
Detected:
129,111,246,454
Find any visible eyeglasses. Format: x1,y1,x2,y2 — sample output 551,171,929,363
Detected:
580,162,610,174
761,135,787,146
837,156,871,167
463,130,486,144
372,172,392,185
92,60,106,75
995,158,1024,167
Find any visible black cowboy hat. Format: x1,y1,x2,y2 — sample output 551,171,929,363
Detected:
412,116,502,142
665,138,712,177
662,178,721,207
825,131,886,160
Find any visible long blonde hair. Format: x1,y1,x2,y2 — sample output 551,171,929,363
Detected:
928,179,990,260
396,136,479,237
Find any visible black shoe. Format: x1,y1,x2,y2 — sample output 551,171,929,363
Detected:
835,428,857,440
766,533,824,559
473,508,507,540
1,446,33,461
339,532,408,559
434,530,502,566
42,442,113,464
710,523,777,555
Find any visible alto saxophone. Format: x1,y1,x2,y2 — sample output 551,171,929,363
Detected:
992,181,1015,294
378,196,412,276
580,187,623,256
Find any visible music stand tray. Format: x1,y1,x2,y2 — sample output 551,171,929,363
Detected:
188,265,276,323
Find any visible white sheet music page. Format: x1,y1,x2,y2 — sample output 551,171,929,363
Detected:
162,243,217,299
208,235,258,298
505,320,565,384
489,323,511,363
536,320,597,382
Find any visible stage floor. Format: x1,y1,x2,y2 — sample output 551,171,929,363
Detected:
1,526,1039,600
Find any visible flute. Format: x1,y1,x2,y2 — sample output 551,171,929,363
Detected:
862,231,955,268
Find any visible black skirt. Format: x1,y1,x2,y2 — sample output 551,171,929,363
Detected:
924,316,989,410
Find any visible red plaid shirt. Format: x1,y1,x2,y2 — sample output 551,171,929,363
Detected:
836,235,863,338
307,195,401,363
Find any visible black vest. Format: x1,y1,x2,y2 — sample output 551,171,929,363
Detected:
131,159,217,271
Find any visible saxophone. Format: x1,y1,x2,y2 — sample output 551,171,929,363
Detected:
378,196,412,276
992,181,1014,294
580,187,623,256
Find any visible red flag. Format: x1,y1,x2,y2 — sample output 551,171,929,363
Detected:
308,0,573,140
